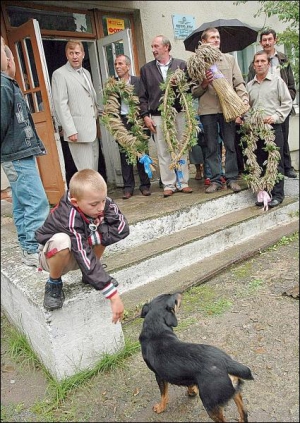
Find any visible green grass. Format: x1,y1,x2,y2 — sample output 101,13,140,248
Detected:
2,316,140,414
266,231,299,251
184,284,232,316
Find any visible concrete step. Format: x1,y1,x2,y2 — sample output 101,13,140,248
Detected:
1,180,299,380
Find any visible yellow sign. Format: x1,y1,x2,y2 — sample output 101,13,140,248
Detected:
107,18,125,34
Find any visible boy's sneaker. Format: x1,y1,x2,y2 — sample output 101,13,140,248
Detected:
43,280,65,311
204,178,211,186
22,251,40,267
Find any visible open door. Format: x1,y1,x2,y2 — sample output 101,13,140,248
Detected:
8,19,65,205
97,29,135,187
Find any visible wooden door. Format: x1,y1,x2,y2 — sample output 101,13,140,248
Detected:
8,19,65,205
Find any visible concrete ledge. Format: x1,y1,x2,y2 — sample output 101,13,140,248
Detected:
1,251,124,381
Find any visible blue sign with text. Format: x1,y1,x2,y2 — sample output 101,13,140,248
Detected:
172,14,195,39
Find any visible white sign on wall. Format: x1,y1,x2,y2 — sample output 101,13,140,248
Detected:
172,14,195,40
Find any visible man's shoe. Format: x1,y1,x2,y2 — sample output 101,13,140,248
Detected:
269,199,282,208
22,251,40,267
285,169,297,178
122,192,132,199
163,190,174,198
228,181,241,192
205,182,221,193
141,189,151,196
181,187,193,193
43,281,65,311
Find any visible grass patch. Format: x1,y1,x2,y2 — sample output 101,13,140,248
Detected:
176,316,198,331
35,338,140,410
3,315,140,414
184,284,232,316
231,261,253,278
266,232,299,252
247,278,264,293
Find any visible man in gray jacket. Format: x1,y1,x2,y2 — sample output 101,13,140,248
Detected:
52,40,101,172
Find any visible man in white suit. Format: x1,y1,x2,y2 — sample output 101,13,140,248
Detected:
52,40,100,172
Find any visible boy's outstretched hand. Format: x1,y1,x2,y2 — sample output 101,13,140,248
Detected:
110,293,124,324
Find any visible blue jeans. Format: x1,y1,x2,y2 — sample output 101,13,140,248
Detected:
2,156,49,253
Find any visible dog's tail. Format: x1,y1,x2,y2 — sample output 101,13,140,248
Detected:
227,360,254,381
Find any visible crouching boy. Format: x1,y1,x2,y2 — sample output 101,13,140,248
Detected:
36,169,129,324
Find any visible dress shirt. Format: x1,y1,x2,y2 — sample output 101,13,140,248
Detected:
246,72,292,124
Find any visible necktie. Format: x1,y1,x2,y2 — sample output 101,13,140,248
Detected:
77,68,92,93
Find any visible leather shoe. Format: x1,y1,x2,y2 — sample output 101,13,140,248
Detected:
181,186,193,193
228,181,241,192
163,190,174,198
285,169,297,178
122,192,132,199
269,199,281,208
255,201,264,207
205,182,221,193
141,189,151,196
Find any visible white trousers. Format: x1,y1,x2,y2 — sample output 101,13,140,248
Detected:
152,112,189,191
68,138,99,171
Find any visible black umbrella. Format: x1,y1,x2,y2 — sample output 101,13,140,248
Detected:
184,18,258,53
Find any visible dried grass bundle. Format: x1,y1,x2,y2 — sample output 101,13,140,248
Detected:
187,43,249,122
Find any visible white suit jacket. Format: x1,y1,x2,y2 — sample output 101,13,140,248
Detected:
52,61,99,142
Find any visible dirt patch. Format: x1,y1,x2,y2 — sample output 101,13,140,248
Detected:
1,237,299,422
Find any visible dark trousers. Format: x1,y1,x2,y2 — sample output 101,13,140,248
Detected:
256,124,284,202
281,114,293,173
201,113,238,185
119,116,150,194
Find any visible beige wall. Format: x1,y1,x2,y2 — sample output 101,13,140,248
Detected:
35,1,289,63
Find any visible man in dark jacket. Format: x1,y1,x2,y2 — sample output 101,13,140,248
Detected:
114,54,151,199
247,29,297,179
139,35,193,198
1,37,49,267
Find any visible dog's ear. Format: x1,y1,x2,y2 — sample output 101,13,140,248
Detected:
164,295,179,327
140,303,150,318
164,310,178,327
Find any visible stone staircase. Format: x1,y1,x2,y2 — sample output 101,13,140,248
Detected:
1,177,299,380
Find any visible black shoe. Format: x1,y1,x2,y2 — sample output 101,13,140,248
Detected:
285,169,297,178
255,201,264,207
122,192,132,199
43,281,65,311
269,199,282,208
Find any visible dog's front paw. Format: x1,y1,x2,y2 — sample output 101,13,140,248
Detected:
153,402,166,413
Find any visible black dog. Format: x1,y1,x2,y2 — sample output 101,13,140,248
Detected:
139,293,254,422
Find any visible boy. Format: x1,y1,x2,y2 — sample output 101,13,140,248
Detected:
36,169,129,324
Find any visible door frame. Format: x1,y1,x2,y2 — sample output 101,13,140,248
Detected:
8,19,66,204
